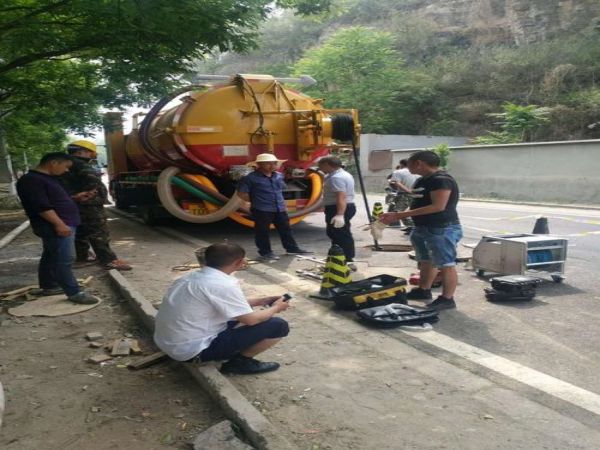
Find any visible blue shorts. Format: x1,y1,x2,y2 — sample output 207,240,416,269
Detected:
196,317,289,362
410,224,463,268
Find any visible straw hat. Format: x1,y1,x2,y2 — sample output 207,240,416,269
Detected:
248,153,287,165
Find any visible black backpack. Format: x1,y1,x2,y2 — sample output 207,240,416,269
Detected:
356,303,439,328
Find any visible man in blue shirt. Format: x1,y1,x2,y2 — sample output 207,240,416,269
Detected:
16,152,98,304
237,153,311,261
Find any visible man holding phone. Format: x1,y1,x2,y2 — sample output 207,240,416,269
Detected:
16,152,98,304
62,140,131,271
154,243,290,375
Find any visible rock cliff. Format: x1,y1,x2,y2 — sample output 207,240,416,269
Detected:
412,0,600,45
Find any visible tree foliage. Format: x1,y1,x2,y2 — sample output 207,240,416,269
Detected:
0,0,330,170
206,0,600,142
474,103,551,144
293,26,437,134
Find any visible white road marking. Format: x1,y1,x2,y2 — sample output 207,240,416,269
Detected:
460,214,538,222
254,258,600,418
403,329,600,416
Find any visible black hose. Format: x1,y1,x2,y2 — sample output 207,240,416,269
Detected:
331,114,355,142
139,85,207,172
333,114,381,249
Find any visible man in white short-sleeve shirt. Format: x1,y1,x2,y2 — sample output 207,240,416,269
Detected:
154,243,290,375
318,156,356,265
389,159,421,233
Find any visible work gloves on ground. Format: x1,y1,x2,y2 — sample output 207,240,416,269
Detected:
331,215,345,228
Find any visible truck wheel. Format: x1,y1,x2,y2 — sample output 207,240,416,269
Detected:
114,188,130,210
139,206,157,226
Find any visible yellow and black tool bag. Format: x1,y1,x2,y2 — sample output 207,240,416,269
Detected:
329,274,407,310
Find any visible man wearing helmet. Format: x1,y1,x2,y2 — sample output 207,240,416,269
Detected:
62,140,131,271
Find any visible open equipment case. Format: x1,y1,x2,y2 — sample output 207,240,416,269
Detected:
472,234,567,283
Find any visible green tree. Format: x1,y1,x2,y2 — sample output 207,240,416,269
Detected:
475,103,551,144
432,143,451,169
0,0,329,171
293,26,413,133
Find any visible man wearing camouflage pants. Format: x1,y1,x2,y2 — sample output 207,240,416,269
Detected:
389,159,420,235
62,140,131,271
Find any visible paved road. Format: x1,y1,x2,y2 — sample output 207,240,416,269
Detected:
155,198,600,411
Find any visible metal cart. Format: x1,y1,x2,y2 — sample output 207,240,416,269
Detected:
472,234,568,283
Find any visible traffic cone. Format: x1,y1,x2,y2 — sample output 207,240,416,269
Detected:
372,202,384,221
532,217,549,234
312,245,351,299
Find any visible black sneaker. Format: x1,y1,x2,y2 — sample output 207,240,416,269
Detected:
258,253,280,261
402,227,413,235
406,287,433,301
68,292,99,305
220,355,280,375
286,248,313,255
426,296,456,311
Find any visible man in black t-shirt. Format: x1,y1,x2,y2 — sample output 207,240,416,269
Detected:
16,152,98,304
380,151,463,310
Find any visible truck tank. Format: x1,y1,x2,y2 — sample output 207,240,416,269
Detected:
104,74,360,225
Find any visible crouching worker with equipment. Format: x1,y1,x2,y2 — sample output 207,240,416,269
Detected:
154,243,290,375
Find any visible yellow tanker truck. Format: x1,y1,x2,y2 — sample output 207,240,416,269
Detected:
103,74,360,225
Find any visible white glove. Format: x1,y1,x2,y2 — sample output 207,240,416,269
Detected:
362,221,387,241
331,215,345,228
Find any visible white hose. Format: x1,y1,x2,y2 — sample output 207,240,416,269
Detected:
157,166,242,223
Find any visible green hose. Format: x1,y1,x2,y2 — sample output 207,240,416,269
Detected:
171,177,224,206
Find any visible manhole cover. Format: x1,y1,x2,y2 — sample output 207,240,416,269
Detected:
370,244,413,252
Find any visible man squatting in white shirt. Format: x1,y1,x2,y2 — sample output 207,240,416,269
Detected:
154,243,290,375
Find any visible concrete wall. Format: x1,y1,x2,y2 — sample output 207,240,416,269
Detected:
362,138,600,205
359,134,469,191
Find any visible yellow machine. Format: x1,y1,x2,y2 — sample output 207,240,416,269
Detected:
104,74,360,225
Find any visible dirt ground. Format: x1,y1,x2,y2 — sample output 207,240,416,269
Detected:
0,220,224,450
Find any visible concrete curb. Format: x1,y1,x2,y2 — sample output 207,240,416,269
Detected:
0,220,29,250
107,269,296,450
0,381,4,429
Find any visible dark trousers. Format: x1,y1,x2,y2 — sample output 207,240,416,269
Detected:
252,209,300,256
76,206,117,264
324,203,356,261
34,226,80,296
198,317,290,362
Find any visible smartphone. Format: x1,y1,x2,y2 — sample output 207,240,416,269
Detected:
282,293,294,302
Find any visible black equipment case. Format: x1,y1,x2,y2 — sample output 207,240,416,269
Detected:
485,275,542,302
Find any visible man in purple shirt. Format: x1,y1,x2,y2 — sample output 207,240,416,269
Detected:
16,152,98,304
237,153,311,261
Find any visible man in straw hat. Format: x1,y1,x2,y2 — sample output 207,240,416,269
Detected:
238,153,312,261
